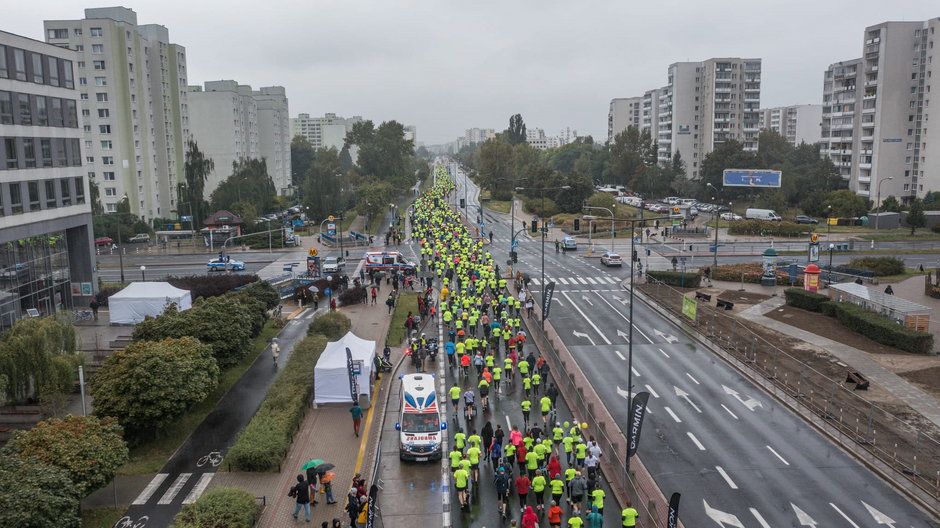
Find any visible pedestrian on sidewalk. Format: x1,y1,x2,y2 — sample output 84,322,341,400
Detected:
330,298,337,311
349,402,364,437
290,474,311,522
89,297,99,321
271,341,281,367
345,488,360,527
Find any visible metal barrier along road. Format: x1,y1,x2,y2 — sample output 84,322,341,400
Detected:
642,277,940,512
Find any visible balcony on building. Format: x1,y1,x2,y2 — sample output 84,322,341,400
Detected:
859,162,872,170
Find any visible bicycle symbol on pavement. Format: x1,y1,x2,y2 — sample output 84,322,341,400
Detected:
196,450,224,468
113,515,149,528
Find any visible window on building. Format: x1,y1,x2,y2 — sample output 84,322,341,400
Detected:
904,184,910,191
102,156,114,165
90,27,103,37
47,28,68,39
95,76,106,86
81,109,89,117
95,92,107,102
3,138,17,169
86,156,93,164
908,143,914,150
99,124,111,134
50,97,63,127
65,100,77,128
62,60,73,88
40,139,52,167
16,93,30,125
92,60,105,70
22,138,35,168
79,77,87,86
74,176,85,204
80,93,88,100
0,91,12,124
104,187,116,197
74,45,83,52
31,52,43,83
92,44,104,54
27,181,39,211
47,57,59,86
35,96,47,126
906,156,912,163
102,171,115,181
105,202,116,212
44,180,56,208
100,140,112,150
13,49,26,81
0,45,7,78
9,183,22,214
55,138,68,167
60,178,71,206
98,108,109,118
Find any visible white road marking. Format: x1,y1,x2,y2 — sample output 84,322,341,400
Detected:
560,291,611,344
675,386,702,413
506,415,512,429
557,277,569,285
664,406,682,423
750,508,773,528
686,373,700,385
585,277,598,284
687,432,705,450
644,384,660,398
576,277,588,284
861,500,896,526
791,503,817,527
715,466,738,489
530,278,540,285
721,404,739,420
658,348,670,358
133,473,168,505
604,276,618,284
703,500,745,528
631,367,640,378
614,350,626,361
830,503,861,527
766,445,790,466
590,291,654,343
157,473,192,504
182,473,215,504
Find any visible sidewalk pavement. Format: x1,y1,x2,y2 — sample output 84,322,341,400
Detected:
208,297,396,528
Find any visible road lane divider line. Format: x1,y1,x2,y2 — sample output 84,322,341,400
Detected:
749,508,772,528
614,350,625,361
715,466,738,489
590,290,653,343
630,367,639,378
685,373,700,385
644,384,660,398
157,472,191,504
721,404,739,420
664,406,682,423
658,348,670,358
829,503,861,527
766,445,790,466
560,291,611,345
132,473,168,505
687,432,706,451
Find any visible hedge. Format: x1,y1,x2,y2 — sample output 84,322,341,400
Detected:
847,257,904,277
727,220,808,237
783,288,829,312
820,301,934,354
646,270,702,288
226,333,329,471
171,487,260,528
307,311,352,340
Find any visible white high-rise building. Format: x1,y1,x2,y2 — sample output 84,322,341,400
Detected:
290,113,363,150
187,81,290,197
821,19,940,202
759,105,823,146
44,7,189,220
608,97,642,143
465,128,495,144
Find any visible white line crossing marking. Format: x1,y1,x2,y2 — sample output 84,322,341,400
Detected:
182,473,215,504
133,473,168,505
604,276,618,283
721,404,739,420
750,508,772,528
766,445,790,466
614,350,626,361
531,278,540,285
577,277,588,285
158,473,192,504
715,466,738,489
585,277,598,284
658,348,670,358
664,406,682,423
687,432,706,451
686,373,700,385
644,384,660,398
631,367,640,378
557,277,569,285
829,503,861,527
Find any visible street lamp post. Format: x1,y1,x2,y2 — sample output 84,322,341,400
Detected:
874,176,894,247
583,206,616,254
499,177,527,258
826,205,833,244
827,243,835,285
140,265,146,282
517,185,570,329
706,183,722,269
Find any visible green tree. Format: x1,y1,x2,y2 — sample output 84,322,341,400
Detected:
89,179,103,216
290,135,316,196
345,120,415,188
355,179,395,227
609,127,656,189
228,202,259,227
879,195,902,213
699,140,761,201
7,415,128,496
91,337,219,440
554,171,594,213
0,452,81,528
756,129,793,167
210,158,276,216
0,317,79,404
922,191,940,210
180,140,214,228
506,114,527,146
477,140,514,200
907,198,926,234
303,147,343,221
824,189,868,218
586,192,616,211
338,145,354,172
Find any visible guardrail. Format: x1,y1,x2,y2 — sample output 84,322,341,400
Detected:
641,277,940,514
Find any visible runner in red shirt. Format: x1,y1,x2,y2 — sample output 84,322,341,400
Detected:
515,474,531,512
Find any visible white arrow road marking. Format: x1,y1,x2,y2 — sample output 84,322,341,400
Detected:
861,501,897,527
613,295,629,306
616,386,629,399
614,350,625,361
791,502,817,527
572,330,595,346
561,291,611,344
658,348,670,358
644,384,660,398
616,329,630,342
674,386,702,413
830,503,861,527
720,404,739,420
722,384,763,411
654,329,679,343
581,295,594,306
750,508,772,528
703,499,746,528
686,373,700,385
664,406,682,423
767,445,790,466
687,432,705,450
715,466,738,489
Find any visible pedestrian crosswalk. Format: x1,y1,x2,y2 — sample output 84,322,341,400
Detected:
133,472,216,506
529,276,621,286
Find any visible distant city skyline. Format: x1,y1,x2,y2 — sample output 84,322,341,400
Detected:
4,1,938,144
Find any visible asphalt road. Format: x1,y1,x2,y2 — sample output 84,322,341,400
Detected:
95,251,276,282
461,174,937,527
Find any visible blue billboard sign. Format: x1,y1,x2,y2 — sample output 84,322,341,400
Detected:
722,169,782,188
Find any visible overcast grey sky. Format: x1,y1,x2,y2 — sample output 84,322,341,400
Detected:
5,1,939,144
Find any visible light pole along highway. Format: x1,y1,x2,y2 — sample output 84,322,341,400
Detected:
582,205,616,255
516,185,570,329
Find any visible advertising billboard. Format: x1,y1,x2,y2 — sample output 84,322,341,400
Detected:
722,169,782,188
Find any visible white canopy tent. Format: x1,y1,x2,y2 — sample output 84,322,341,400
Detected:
108,282,192,325
314,331,376,405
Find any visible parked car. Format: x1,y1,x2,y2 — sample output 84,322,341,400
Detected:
94,236,113,246
795,215,819,225
745,208,783,221
719,212,744,221
207,257,245,271
322,256,346,273
600,251,623,267
128,233,150,243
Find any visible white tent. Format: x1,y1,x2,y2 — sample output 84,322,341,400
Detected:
314,331,376,405
108,282,192,325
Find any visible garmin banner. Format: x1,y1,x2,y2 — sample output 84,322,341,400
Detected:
366,483,378,528
346,347,359,403
542,281,556,320
667,492,681,528
627,391,651,458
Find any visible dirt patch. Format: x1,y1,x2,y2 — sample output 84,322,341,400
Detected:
765,305,912,356
715,290,771,305
900,366,940,400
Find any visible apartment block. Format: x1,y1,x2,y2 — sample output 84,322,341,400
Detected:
759,104,823,146
526,128,579,150
44,7,189,220
608,97,642,143
1,30,96,327
187,81,291,197
465,128,495,144
821,19,940,202
641,88,663,143
290,112,363,150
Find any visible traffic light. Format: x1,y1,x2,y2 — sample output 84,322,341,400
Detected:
460,198,466,208
574,218,581,231
531,220,539,233
632,250,639,262
510,251,518,263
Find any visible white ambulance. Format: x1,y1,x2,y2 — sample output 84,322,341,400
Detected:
395,373,445,461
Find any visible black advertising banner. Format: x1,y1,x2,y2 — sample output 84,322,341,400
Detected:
346,347,359,403
366,483,378,528
627,391,651,458
667,492,681,528
542,281,556,320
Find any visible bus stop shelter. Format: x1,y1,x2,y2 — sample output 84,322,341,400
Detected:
829,282,932,331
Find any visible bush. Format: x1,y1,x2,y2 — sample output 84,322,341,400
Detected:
95,284,124,306
339,286,367,306
167,274,260,300
307,311,351,339
727,220,809,237
820,301,934,354
226,335,328,471
847,257,905,277
238,280,280,310
784,288,829,312
0,317,79,404
171,487,260,528
646,270,702,288
523,197,559,218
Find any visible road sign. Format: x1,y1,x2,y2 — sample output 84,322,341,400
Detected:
328,215,335,221
708,244,724,253
673,206,680,214
809,242,820,262
810,233,819,243
324,287,332,296
327,222,336,236
309,248,318,257
722,169,782,188
181,215,193,222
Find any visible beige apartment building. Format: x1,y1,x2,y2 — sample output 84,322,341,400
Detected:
759,105,823,146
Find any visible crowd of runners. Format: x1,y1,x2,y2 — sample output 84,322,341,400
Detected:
407,166,638,528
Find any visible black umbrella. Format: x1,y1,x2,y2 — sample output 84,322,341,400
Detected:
304,462,336,483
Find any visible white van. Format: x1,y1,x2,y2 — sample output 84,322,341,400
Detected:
395,373,445,461
745,208,783,221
